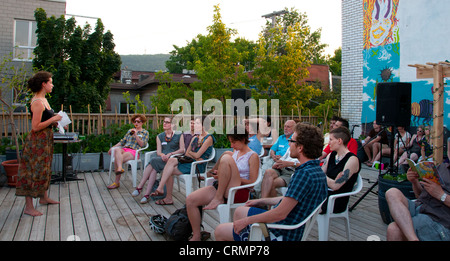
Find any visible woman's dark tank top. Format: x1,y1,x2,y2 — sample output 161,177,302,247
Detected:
30,99,54,126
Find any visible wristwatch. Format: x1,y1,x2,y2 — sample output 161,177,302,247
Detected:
441,193,448,202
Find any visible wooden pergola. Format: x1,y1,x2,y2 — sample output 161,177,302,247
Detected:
408,61,450,164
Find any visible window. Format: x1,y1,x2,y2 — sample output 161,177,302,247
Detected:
119,102,136,114
14,20,37,61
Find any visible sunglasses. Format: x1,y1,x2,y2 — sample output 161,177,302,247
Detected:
134,120,142,123
163,121,172,124
288,139,298,144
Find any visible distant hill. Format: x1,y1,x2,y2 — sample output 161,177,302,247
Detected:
120,54,171,72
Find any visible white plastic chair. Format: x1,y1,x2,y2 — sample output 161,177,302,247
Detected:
108,143,149,187
177,148,216,196
249,198,326,241
317,174,363,241
206,168,263,223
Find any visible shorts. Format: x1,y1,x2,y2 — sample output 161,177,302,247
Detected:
232,207,283,241
123,147,137,158
408,200,450,241
274,167,294,186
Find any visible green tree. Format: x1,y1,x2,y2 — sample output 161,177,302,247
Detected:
327,47,342,76
33,8,121,113
250,8,323,114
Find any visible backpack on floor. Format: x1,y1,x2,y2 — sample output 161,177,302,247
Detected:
165,205,202,241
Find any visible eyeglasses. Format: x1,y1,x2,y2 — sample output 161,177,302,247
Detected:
134,120,142,123
288,139,298,144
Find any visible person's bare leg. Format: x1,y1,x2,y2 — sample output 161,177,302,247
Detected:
24,197,42,216
186,186,216,241
39,191,59,205
204,154,240,210
385,188,419,241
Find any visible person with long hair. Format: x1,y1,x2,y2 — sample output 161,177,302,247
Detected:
150,116,215,205
15,71,63,217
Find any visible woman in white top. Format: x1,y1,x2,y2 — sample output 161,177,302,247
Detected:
185,126,260,241
392,126,411,164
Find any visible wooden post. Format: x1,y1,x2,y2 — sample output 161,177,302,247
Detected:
432,64,444,164
408,62,450,165
70,105,74,133
88,104,91,135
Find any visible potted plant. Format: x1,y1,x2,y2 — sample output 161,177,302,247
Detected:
0,53,31,187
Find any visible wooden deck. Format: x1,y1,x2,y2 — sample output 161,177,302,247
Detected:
0,165,387,241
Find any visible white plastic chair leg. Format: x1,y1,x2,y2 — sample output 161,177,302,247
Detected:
317,214,329,241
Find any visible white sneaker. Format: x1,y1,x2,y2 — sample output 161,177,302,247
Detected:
140,195,149,204
132,188,142,197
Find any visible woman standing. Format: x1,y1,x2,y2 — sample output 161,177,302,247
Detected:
15,71,62,217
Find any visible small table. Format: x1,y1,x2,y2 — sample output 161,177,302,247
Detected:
51,139,83,183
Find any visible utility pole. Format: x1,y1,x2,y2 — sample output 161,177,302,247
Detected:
262,10,288,27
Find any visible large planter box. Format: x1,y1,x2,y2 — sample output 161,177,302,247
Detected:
72,153,101,172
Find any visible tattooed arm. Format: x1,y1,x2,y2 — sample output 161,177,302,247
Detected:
327,156,359,191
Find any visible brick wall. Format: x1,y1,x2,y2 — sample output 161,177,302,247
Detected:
341,0,364,138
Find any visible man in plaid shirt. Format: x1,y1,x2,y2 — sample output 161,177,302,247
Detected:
215,122,328,241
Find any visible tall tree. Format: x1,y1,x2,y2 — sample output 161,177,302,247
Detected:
33,8,121,112
250,7,323,114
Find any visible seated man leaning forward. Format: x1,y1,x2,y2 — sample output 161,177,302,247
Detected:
214,123,328,241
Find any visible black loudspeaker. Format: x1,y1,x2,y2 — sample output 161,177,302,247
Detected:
231,89,251,116
376,82,412,127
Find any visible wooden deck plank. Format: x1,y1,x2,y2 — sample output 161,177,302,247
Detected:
0,165,389,242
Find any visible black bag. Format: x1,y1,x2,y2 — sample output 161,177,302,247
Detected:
165,205,202,241
177,155,195,164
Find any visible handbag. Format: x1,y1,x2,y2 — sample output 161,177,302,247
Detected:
176,155,195,164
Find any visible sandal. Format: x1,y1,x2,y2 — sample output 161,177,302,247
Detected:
155,199,173,205
115,169,125,175
107,182,120,189
132,187,142,197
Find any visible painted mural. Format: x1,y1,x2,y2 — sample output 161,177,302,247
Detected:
362,0,440,128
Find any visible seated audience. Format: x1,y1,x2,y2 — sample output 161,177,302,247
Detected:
150,116,215,205
107,114,149,189
260,149,300,198
214,123,327,241
362,120,388,166
386,163,450,241
132,116,185,203
319,118,358,162
321,127,361,213
185,126,260,241
372,126,411,166
397,125,426,166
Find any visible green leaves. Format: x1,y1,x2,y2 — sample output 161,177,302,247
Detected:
33,8,121,113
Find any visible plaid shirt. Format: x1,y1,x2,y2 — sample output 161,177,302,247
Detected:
119,129,149,150
272,159,328,241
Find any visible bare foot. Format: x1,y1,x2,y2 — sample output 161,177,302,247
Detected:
204,198,224,210
39,198,60,205
24,207,43,217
